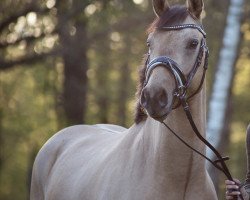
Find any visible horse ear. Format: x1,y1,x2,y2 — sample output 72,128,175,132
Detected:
152,0,170,17
186,0,204,19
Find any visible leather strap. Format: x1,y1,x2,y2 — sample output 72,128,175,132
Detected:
142,23,241,200
163,96,244,200
144,56,186,88
160,24,206,38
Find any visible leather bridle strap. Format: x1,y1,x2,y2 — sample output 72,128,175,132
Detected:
144,56,186,89
145,25,209,109
173,38,209,108
185,38,208,92
155,25,234,179
180,97,233,179
162,96,243,200
161,122,227,173
147,24,242,200
160,24,206,38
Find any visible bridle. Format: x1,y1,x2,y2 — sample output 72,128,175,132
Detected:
144,24,209,108
142,23,242,200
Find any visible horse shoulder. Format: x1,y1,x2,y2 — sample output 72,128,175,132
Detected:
31,126,80,199
30,124,127,199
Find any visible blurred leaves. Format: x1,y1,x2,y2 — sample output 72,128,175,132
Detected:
0,0,249,199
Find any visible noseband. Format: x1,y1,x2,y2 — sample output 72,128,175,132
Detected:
142,23,242,200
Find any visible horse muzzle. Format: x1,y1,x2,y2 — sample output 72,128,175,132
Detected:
140,56,186,121
140,86,173,121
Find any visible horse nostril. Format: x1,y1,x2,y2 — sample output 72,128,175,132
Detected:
140,88,149,108
158,90,168,108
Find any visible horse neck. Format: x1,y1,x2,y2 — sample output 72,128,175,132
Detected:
140,87,206,187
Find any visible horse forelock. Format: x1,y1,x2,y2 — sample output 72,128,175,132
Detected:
134,5,191,124
147,5,190,33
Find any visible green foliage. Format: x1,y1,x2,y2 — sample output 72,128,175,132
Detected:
227,3,250,188
0,63,60,199
218,2,250,197
85,0,152,126
0,0,250,199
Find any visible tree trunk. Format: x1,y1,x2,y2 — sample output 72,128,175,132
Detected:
117,62,130,126
57,2,89,125
94,2,111,124
117,35,131,127
0,107,3,171
94,30,110,124
206,0,245,187
62,21,88,125
95,61,110,124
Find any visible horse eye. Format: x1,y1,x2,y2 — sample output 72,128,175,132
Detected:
147,42,150,47
187,39,199,49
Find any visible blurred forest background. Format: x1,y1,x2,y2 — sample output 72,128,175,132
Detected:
0,0,249,199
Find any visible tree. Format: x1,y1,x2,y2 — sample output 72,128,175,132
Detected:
56,0,90,125
206,0,245,189
0,0,54,70
0,0,92,125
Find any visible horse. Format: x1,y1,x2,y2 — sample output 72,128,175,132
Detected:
30,0,218,199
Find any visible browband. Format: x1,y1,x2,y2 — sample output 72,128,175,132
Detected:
159,24,206,38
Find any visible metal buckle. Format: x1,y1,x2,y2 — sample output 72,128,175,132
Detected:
177,86,186,96
173,86,186,101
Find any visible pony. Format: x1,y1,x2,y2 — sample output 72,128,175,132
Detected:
30,0,217,199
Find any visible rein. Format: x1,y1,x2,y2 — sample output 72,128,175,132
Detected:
162,96,243,200
143,24,242,200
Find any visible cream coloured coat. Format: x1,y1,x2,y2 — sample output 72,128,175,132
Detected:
30,89,217,200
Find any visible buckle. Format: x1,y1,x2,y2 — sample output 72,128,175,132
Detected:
213,156,230,164
176,86,186,97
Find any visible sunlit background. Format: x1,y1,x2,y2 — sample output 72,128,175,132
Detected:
0,0,249,199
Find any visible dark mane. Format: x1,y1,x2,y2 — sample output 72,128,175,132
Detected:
148,5,189,33
134,5,189,124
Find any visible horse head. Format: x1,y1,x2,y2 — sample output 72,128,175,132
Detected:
138,0,208,122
